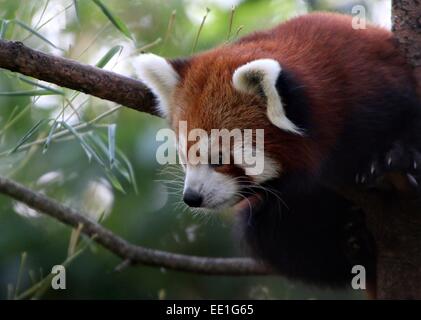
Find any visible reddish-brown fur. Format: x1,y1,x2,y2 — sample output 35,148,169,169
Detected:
170,12,415,177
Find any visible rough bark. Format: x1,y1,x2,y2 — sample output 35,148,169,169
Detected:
392,0,421,97
338,186,421,299
357,0,421,299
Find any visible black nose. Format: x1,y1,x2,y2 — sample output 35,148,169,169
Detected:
183,189,203,207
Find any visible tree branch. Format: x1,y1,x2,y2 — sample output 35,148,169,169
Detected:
0,40,160,117
0,176,270,276
336,185,421,299
392,1,421,96
365,0,421,299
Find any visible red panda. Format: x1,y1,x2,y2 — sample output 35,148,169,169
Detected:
135,12,421,293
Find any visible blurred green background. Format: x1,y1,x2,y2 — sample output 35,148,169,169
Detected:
0,0,390,299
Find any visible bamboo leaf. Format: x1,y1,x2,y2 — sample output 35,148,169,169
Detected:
0,103,31,137
34,0,50,29
86,133,115,166
0,19,9,39
12,19,63,50
7,284,14,300
73,0,80,23
3,105,20,127
105,170,125,194
81,143,93,163
86,133,128,194
0,90,62,97
107,124,116,168
96,132,138,194
10,119,50,154
18,76,64,95
96,45,123,68
14,252,27,299
116,148,138,194
68,223,83,258
60,122,106,167
91,0,132,40
42,121,60,154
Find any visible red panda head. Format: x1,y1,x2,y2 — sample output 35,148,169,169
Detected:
135,49,314,210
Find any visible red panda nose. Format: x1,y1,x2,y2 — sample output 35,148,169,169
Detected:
183,189,203,208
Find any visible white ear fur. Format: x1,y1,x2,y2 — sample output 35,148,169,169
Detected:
133,53,179,117
232,59,302,135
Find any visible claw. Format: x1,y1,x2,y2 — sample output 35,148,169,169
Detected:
345,222,354,230
407,173,419,189
387,156,392,167
414,160,418,170
347,237,360,251
370,164,376,175
361,175,366,183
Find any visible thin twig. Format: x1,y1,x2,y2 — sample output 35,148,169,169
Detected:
191,8,210,54
161,10,177,54
226,5,236,42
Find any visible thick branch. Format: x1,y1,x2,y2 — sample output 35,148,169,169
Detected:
0,40,159,116
368,0,421,299
0,176,270,276
392,1,421,96
337,186,421,299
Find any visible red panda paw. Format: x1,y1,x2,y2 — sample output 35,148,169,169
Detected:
356,142,421,193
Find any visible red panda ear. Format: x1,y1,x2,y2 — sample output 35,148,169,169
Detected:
133,53,181,118
169,58,190,79
232,59,303,135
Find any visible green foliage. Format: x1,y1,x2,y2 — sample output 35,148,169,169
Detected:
95,45,123,68
91,0,133,41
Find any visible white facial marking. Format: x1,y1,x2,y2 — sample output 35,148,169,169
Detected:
184,165,239,209
232,59,303,135
231,130,280,183
133,53,179,117
253,155,279,183
179,135,237,209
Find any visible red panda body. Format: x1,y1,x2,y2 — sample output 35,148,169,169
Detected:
136,13,421,292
